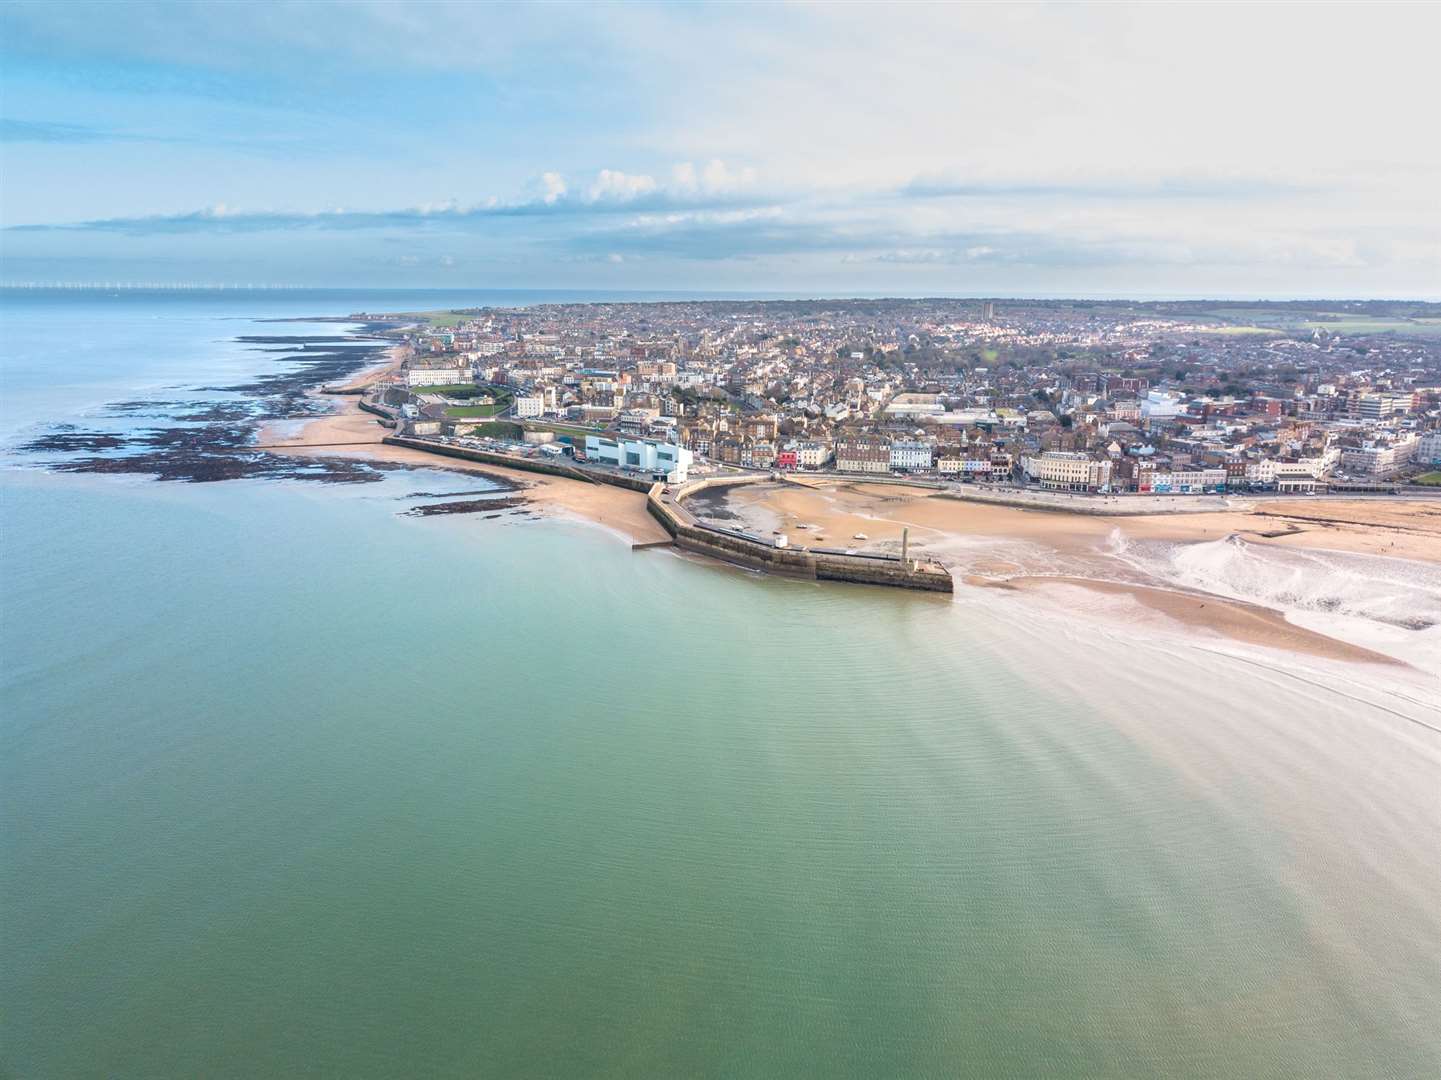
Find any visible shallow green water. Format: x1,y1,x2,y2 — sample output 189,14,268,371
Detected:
4,471,1439,1078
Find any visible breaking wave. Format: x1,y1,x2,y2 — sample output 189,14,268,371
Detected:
1111,530,1441,632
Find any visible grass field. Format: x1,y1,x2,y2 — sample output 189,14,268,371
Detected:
417,382,515,419
412,310,470,327
1193,325,1282,337
1413,471,1441,487
445,404,506,418
1200,308,1441,339
1297,318,1441,338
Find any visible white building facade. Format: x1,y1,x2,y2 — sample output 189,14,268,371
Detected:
795,441,832,468
1341,436,1418,477
1414,431,1441,466
1024,451,1112,492
406,367,469,388
889,440,934,471
584,435,693,481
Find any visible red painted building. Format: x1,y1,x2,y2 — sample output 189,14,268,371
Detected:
776,449,799,469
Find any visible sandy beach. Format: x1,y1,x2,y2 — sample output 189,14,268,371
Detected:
257,392,669,544
259,391,1440,666
707,479,1441,666
334,342,408,391
716,480,1441,565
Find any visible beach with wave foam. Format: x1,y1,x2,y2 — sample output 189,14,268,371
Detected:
699,481,1441,669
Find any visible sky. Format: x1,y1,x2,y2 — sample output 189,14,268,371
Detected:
1,0,1438,297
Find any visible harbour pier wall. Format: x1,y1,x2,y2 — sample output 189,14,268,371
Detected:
377,437,952,592
649,478,953,593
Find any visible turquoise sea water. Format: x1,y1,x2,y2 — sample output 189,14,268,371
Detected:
3,291,1439,1078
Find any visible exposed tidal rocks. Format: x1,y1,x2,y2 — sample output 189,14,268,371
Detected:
402,496,528,517
17,332,395,484
680,485,742,521
404,484,522,499
23,426,129,453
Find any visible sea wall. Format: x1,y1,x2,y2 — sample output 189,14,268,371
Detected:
792,473,1244,515
649,479,953,593
378,439,952,592
381,436,653,491
789,473,946,492
932,488,1244,516
359,400,398,426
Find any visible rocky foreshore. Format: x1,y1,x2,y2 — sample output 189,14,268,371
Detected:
18,330,399,484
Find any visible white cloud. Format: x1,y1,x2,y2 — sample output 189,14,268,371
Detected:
701,159,755,193
587,169,657,202
670,162,698,192
540,171,567,205
3,1,1436,293
671,160,758,196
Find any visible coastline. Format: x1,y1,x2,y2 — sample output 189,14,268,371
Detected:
10,279,1441,1078
257,391,670,544
717,479,1441,565
257,384,1440,669
332,341,407,391
976,575,1402,666
715,479,1440,668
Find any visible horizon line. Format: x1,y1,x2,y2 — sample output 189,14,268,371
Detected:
2,283,1439,305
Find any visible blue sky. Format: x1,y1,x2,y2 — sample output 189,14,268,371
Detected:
2,1,1437,297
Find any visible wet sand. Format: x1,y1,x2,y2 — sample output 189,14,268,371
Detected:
718,480,1441,665
980,576,1402,666
723,481,1441,566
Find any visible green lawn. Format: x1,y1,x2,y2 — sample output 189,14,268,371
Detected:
1193,325,1282,337
1298,318,1441,339
1198,308,1441,339
387,310,471,327
415,383,515,418
1413,471,1441,487
445,404,506,418
413,310,470,327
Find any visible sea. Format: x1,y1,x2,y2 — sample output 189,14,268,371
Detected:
3,288,1438,1079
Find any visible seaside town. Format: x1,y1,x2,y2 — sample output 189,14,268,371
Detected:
356,298,1441,496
